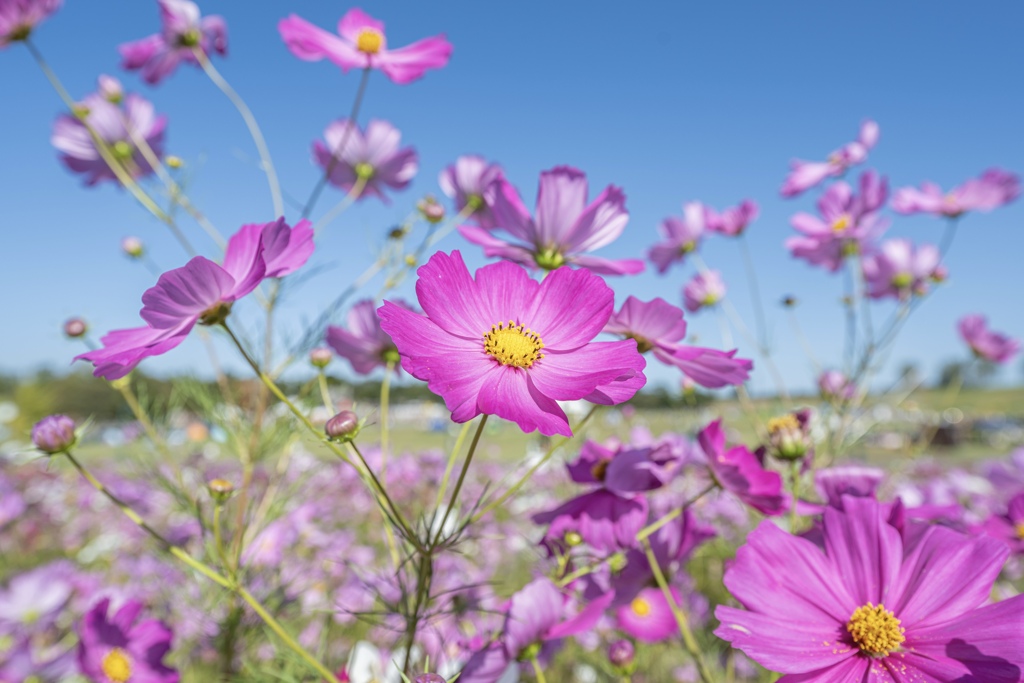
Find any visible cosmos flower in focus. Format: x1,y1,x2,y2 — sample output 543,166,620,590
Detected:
279,8,451,85
119,0,227,85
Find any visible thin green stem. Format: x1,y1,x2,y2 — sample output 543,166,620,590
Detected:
213,503,229,569
349,441,420,549
789,461,801,530
380,359,395,480
193,47,283,218
636,483,717,542
432,415,488,547
434,421,472,511
312,175,368,236
317,371,335,413
530,656,548,683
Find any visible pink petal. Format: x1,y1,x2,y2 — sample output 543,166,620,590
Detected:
377,35,453,84
571,254,646,275
529,341,644,402
564,185,629,253
457,225,537,267
337,7,385,43
477,367,571,436
412,251,491,339
525,266,614,348
278,14,366,71
140,257,235,328
534,166,588,246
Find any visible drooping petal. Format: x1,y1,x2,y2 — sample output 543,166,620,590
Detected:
140,257,236,328
476,366,571,437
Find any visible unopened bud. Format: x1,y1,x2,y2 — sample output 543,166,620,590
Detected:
63,317,88,339
417,196,446,224
309,347,333,369
780,295,798,308
608,639,635,669
165,155,184,169
388,226,407,240
208,478,235,504
606,553,627,573
325,410,360,441
404,254,417,267
97,74,123,104
32,415,77,455
121,236,144,259
564,531,583,547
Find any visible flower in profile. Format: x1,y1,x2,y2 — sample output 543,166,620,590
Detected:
313,119,417,202
51,88,166,187
76,218,313,379
785,171,888,272
648,202,709,274
31,414,76,454
78,598,179,683
708,199,759,237
697,419,786,515
119,0,227,85
862,238,944,300
459,166,644,275
817,369,855,401
326,299,413,375
958,315,1020,364
716,495,1024,680
780,120,879,197
682,271,725,313
893,168,1020,217
0,0,61,48
438,155,505,229
604,296,751,388
458,578,613,683
377,250,645,437
279,8,451,85
979,492,1024,554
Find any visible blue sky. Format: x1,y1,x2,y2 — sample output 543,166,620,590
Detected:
1,1,1022,394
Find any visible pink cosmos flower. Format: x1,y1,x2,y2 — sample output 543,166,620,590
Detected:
817,370,856,401
279,8,451,85
51,90,166,186
566,437,679,495
377,250,645,437
533,489,648,554
780,120,879,197
893,168,1020,218
458,578,613,683
697,420,786,515
682,271,726,313
78,598,179,683
814,465,885,508
438,155,505,229
957,314,1020,364
716,496,1024,681
862,238,944,300
313,119,417,202
648,202,709,274
615,586,679,643
785,171,888,272
708,198,760,237
459,166,645,275
0,0,61,47
119,0,227,85
979,492,1024,554
326,299,413,375
604,296,752,388
76,218,313,379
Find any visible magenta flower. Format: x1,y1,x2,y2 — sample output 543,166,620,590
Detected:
817,370,856,401
0,0,60,47
979,492,1024,554
716,496,1024,681
785,172,888,272
51,91,166,187
615,586,679,643
566,438,678,495
605,296,751,388
377,251,645,437
438,155,505,229
708,199,760,237
458,578,613,683
893,168,1020,217
326,299,412,375
814,465,885,508
78,598,179,683
76,218,313,379
780,120,879,197
31,414,76,454
313,119,417,202
682,270,726,313
647,201,709,274
279,8,451,85
459,166,644,275
862,238,944,300
958,314,1020,364
697,420,786,515
119,0,227,85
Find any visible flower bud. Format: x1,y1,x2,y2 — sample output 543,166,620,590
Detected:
165,155,184,169
63,317,88,339
766,409,813,461
404,254,417,267
325,411,360,441
413,675,446,683
121,236,144,259
608,639,635,669
309,347,333,369
564,530,583,547
208,478,235,504
780,295,798,308
417,196,446,224
97,75,123,104
388,226,408,240
32,415,76,454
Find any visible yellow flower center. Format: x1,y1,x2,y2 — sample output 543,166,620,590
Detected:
631,597,652,617
1015,522,1024,540
101,648,133,683
847,603,905,656
356,29,383,54
827,152,843,166
831,214,851,232
767,413,799,435
483,320,544,368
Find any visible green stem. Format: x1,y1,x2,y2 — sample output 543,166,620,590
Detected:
193,47,283,218
434,421,472,511
213,504,229,569
317,371,335,413
530,656,548,683
789,461,801,530
380,359,395,481
311,175,368,236
431,415,487,547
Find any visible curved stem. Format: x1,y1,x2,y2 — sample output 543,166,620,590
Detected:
530,656,548,683
193,47,283,218
312,175,367,236
938,217,960,259
431,415,488,547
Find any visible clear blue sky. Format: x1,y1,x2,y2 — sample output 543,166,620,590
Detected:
1,0,1022,394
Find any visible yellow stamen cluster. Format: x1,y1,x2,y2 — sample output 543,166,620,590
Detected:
356,29,383,54
483,321,544,368
831,214,852,232
630,597,652,617
101,648,133,683
767,413,800,436
847,603,905,656
1015,522,1024,540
